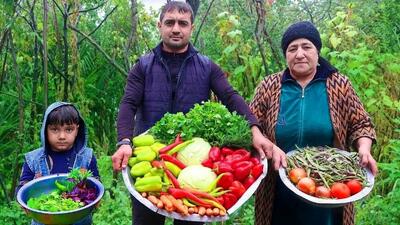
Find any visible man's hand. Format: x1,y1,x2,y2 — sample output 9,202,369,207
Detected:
251,126,287,170
357,138,378,176
111,144,132,171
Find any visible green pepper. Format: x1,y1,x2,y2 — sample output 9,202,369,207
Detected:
55,180,68,192
132,134,155,147
135,176,162,186
136,149,157,162
134,176,163,192
133,146,153,156
144,168,164,177
150,142,166,153
128,157,139,167
130,161,152,177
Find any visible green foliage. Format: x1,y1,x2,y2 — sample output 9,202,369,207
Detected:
150,101,252,148
92,155,132,225
0,201,30,225
356,140,400,224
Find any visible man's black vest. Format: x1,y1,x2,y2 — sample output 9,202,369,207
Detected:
133,43,212,136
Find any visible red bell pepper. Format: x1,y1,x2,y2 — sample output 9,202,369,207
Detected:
234,161,253,181
222,193,238,209
250,157,261,165
251,164,264,179
159,154,186,169
225,154,245,165
233,149,251,161
217,172,234,189
229,181,246,198
209,146,222,162
167,188,213,208
232,160,254,169
221,147,234,156
243,176,256,189
202,158,214,168
213,161,233,174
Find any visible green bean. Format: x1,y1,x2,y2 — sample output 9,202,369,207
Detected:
286,146,368,186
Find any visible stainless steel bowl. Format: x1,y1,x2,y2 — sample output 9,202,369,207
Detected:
17,173,104,225
279,149,375,208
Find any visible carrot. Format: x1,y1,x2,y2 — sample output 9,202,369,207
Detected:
157,201,164,209
206,208,213,216
160,195,174,212
188,207,195,214
213,208,220,216
198,206,206,216
166,194,188,215
141,192,147,198
219,209,226,216
147,195,159,205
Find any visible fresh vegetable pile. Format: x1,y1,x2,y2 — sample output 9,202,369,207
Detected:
128,134,264,217
27,169,97,211
286,147,368,199
149,101,252,148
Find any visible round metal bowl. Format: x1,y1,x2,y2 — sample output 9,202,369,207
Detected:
17,174,104,225
122,158,268,222
278,149,375,208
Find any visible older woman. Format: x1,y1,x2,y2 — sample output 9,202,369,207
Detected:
250,21,378,225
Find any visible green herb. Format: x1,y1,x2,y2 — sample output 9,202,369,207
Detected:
149,101,252,148
27,191,83,212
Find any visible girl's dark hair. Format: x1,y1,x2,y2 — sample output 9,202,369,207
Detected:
160,1,194,23
46,105,80,126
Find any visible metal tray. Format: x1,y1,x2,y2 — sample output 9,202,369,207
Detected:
278,149,374,208
122,158,268,222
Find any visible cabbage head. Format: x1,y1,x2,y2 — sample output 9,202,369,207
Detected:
177,165,217,191
177,138,211,166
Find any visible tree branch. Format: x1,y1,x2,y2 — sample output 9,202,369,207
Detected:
69,25,127,77
69,0,107,15
78,6,118,45
193,0,215,46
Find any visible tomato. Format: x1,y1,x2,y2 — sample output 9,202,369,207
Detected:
346,180,363,195
331,182,351,199
289,168,307,184
315,186,331,198
296,177,316,195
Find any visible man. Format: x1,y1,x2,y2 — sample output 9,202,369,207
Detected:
112,2,279,225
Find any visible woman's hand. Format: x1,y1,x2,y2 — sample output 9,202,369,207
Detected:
356,137,378,176
251,126,287,170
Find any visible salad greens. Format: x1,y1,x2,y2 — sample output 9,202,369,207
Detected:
150,101,252,148
27,191,83,212
27,168,97,212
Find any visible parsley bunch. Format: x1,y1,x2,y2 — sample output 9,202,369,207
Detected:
150,101,252,148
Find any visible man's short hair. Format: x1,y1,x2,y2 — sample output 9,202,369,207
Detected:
47,105,80,126
159,1,194,23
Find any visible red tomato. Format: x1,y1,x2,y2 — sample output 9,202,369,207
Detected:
289,168,307,184
331,183,351,199
315,186,331,198
346,180,363,195
296,177,316,195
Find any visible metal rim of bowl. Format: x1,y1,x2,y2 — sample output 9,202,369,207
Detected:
16,173,105,214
